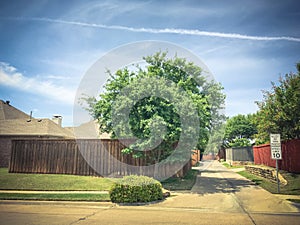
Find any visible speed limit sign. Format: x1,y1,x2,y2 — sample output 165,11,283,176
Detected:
270,134,282,159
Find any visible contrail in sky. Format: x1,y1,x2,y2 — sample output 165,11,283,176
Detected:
11,17,300,42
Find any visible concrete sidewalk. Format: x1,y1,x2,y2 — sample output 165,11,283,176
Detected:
147,160,299,214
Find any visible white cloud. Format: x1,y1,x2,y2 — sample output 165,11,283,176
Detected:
14,17,300,43
0,62,75,105
44,75,71,80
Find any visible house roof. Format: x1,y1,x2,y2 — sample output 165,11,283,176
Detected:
66,120,110,139
0,99,108,139
0,100,29,120
0,118,74,138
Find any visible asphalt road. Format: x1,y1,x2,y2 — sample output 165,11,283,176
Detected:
0,160,299,225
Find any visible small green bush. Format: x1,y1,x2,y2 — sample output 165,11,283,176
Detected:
109,175,163,203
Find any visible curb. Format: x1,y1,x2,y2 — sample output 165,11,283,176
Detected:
0,190,109,194
0,199,114,207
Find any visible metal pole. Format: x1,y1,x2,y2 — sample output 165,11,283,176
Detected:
276,159,280,193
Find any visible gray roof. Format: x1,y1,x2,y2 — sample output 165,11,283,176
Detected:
0,100,29,120
0,99,109,139
0,99,73,138
66,120,110,139
0,118,74,138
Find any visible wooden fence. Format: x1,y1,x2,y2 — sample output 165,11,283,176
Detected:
191,150,201,165
226,147,254,164
253,139,300,173
9,139,192,179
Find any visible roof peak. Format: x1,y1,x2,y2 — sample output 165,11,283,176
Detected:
0,100,29,120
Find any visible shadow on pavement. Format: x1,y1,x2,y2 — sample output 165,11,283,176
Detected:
191,172,256,195
190,160,257,195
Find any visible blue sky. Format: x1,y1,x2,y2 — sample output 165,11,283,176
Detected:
0,0,299,127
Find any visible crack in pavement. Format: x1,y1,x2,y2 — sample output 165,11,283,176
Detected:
69,204,116,224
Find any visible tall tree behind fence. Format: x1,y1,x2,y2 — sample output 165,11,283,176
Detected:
253,139,300,173
9,139,191,178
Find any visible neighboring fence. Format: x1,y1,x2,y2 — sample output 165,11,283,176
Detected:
191,150,201,165
9,139,192,178
253,139,300,173
217,148,226,161
202,154,216,160
226,147,254,164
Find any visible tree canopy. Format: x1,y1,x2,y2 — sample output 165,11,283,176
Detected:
255,63,300,143
224,114,257,147
84,52,225,163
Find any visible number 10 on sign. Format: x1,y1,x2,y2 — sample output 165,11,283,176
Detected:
270,133,282,193
270,134,282,160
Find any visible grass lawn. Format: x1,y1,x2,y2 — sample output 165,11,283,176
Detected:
0,168,115,191
161,169,198,191
237,170,300,195
0,192,110,201
0,168,197,201
222,162,245,169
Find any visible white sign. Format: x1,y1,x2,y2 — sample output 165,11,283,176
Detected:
270,134,282,159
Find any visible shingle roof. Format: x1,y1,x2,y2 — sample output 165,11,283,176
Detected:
0,118,74,138
66,120,110,139
0,99,109,139
0,100,29,120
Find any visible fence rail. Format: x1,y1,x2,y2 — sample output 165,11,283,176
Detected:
9,139,191,179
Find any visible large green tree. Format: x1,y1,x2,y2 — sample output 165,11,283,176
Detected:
255,63,300,143
224,114,257,147
85,52,225,163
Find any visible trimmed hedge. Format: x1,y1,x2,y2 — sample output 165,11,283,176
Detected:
109,175,163,203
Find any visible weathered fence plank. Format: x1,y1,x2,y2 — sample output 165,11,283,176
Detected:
9,139,192,179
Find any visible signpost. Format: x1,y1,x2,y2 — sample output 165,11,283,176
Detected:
270,134,282,193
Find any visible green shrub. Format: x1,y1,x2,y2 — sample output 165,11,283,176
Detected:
109,175,163,203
